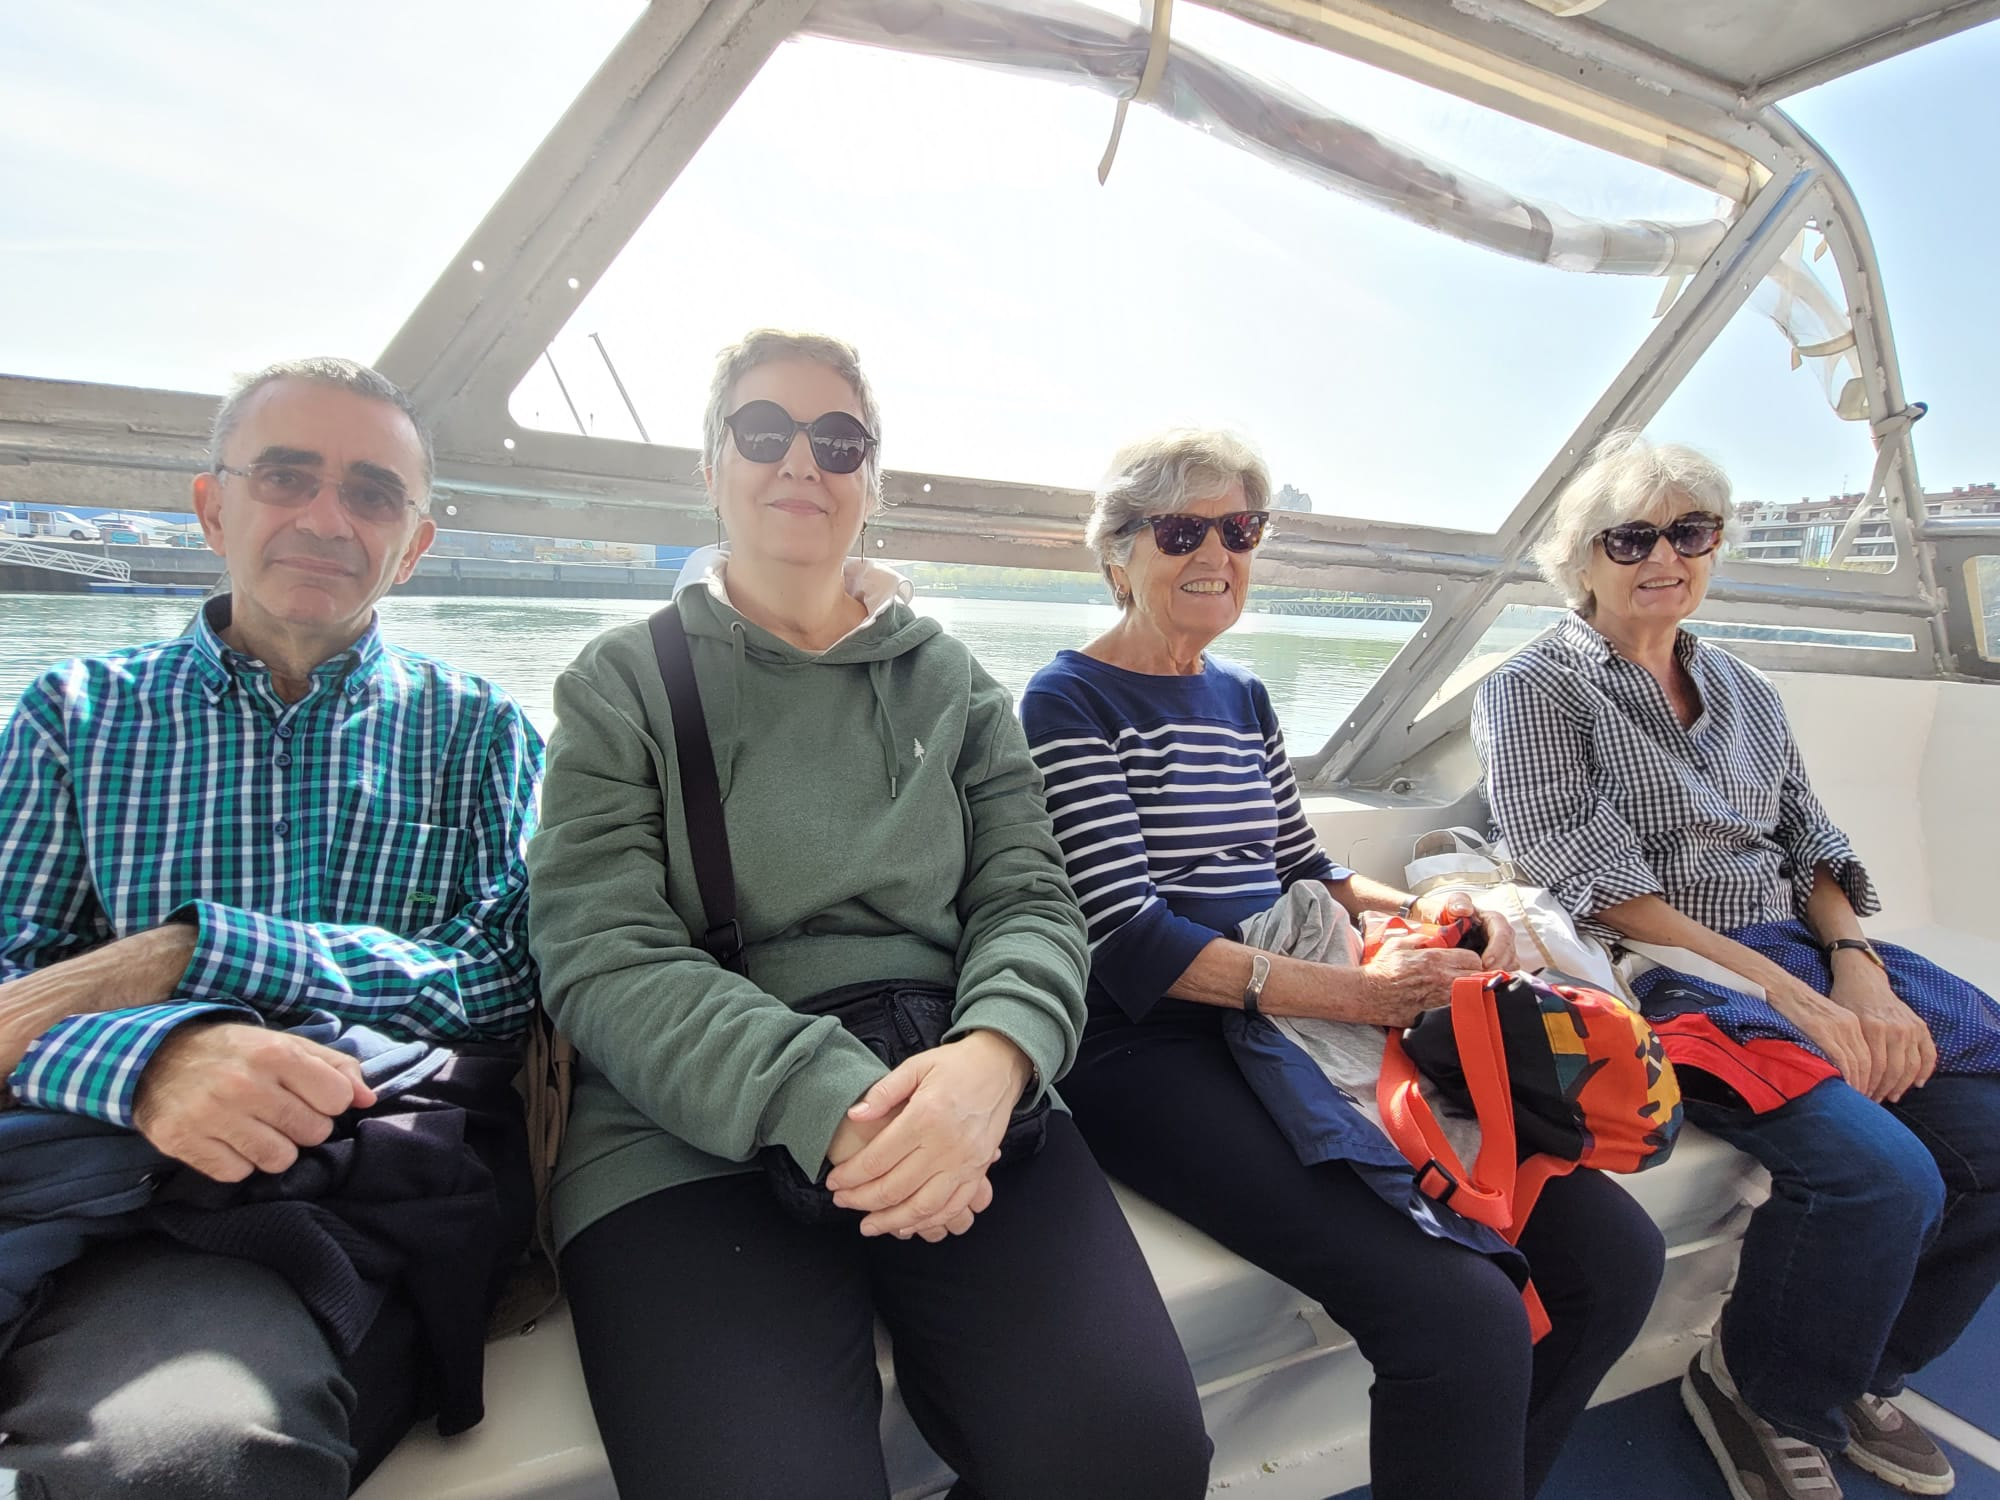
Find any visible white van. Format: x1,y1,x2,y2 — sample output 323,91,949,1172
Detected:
31,509,102,541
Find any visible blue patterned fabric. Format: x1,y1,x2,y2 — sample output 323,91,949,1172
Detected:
1631,920,2000,1073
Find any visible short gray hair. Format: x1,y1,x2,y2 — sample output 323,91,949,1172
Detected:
1086,430,1271,603
209,357,434,507
1534,429,1734,614
702,329,884,507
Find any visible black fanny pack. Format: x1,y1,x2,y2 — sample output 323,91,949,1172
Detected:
649,606,1049,1226
756,979,1050,1226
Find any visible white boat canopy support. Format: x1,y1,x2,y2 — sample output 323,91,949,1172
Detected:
801,0,1734,277
800,0,1877,424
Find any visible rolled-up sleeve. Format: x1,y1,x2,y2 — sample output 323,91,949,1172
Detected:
1473,668,1664,929
1774,732,1878,918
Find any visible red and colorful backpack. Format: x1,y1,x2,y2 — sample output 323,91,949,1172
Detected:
1368,921,1683,1338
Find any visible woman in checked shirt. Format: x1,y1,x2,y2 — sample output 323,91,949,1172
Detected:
1475,430,2000,1500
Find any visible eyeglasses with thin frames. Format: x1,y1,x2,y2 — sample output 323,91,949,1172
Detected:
214,463,416,525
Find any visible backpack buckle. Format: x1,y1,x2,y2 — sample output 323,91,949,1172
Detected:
1416,1159,1460,1203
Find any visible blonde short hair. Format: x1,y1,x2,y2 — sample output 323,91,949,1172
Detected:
1085,430,1270,605
1535,429,1734,614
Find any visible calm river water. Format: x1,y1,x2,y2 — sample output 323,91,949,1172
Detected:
0,593,1425,751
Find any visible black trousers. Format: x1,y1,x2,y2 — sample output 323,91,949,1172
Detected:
560,1112,1211,1500
1064,1021,1667,1500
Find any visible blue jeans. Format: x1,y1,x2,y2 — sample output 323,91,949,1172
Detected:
1690,1073,2000,1448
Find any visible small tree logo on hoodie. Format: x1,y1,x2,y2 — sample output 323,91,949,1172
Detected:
912,738,926,763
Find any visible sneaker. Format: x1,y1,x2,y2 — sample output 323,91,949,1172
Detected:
1682,1343,1843,1499
1842,1393,1955,1495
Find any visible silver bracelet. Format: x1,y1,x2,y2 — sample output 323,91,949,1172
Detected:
1242,951,1271,1017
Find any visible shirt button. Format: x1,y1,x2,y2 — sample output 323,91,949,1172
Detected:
273,753,292,768
274,820,290,838
277,725,294,740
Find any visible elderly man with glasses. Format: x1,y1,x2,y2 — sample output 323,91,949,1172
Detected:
0,358,543,1499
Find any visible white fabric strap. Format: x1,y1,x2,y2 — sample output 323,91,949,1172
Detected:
1097,0,1174,184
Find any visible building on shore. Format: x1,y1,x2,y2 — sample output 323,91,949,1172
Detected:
1729,483,2000,566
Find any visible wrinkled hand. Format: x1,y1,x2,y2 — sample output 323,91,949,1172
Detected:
1827,956,1936,1103
1767,975,1871,1092
1413,891,1518,970
825,1030,1028,1242
133,1022,376,1182
1350,937,1483,1027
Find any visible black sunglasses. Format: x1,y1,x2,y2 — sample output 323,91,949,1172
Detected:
722,400,877,475
1115,510,1272,556
1597,512,1723,565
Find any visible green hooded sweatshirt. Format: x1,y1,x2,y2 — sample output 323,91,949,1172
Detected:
527,566,1089,1250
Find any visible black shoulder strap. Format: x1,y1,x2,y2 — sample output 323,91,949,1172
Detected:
648,602,746,976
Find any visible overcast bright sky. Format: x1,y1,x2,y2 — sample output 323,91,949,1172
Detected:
2,3,1993,532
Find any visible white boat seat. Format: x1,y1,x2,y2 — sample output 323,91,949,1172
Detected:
355,1123,1771,1500
359,924,2000,1499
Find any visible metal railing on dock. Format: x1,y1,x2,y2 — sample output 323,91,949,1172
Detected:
0,540,132,583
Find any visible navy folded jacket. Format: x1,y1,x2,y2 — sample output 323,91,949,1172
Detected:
0,1017,529,1435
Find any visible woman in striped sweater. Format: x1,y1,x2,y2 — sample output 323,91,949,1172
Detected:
1018,430,1663,1500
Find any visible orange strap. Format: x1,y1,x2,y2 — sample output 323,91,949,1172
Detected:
1378,972,1575,1342
1376,973,1519,1231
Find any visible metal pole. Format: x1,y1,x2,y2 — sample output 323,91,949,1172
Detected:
543,351,587,435
589,332,652,443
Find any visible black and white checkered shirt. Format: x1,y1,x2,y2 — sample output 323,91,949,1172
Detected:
1471,612,1877,940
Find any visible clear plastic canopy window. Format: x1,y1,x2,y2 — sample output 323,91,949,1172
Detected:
0,0,642,397
511,0,1862,532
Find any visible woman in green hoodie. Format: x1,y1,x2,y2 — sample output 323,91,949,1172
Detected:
527,330,1208,1499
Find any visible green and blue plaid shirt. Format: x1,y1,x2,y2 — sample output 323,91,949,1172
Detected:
0,599,543,1126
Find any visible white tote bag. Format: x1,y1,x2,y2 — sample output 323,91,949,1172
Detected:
1403,828,1628,996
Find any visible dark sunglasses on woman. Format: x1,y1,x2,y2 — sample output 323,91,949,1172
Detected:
1597,511,1723,565
722,400,877,475
1115,510,1273,556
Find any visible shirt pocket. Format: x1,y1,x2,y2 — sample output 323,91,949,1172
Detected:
323,819,468,932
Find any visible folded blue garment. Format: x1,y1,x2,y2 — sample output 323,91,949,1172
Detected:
0,1013,450,1348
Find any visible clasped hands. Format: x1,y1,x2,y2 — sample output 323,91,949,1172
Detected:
1774,955,1936,1104
823,1029,1031,1245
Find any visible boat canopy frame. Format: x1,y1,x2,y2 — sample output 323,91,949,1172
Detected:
3,0,1996,794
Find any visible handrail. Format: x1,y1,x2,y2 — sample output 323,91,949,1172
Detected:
0,540,132,582
1918,518,2000,541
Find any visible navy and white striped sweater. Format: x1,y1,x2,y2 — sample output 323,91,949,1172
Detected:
1020,650,1348,1032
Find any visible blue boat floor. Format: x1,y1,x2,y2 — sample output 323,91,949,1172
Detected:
1331,1297,2000,1499
1904,1287,2000,1433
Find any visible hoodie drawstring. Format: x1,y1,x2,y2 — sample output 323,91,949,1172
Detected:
866,659,902,798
